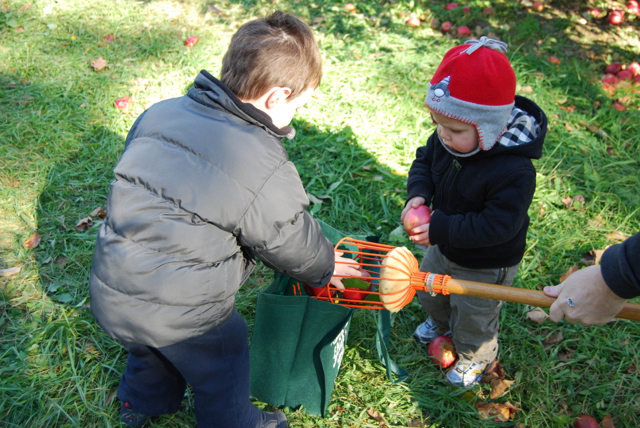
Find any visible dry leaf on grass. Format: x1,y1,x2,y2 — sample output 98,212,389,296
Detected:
76,217,94,231
1,266,21,277
606,231,629,242
602,413,616,428
526,307,549,323
90,57,108,71
580,248,607,266
476,401,520,421
560,265,578,282
366,408,388,427
489,379,515,399
481,360,506,383
543,331,563,346
24,232,41,249
90,206,107,219
558,349,575,360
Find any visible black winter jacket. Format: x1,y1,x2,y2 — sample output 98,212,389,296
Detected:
89,71,334,347
406,96,547,269
602,232,640,299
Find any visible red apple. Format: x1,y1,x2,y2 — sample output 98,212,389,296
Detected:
626,62,640,76
611,102,626,111
617,70,633,81
184,36,199,47
427,335,457,368
340,270,373,301
463,7,471,13
601,74,619,84
532,1,544,11
573,415,599,428
344,3,356,12
589,8,601,17
482,7,495,16
403,205,433,235
608,10,624,25
628,0,640,15
445,3,458,10
303,283,333,298
407,15,421,27
634,74,640,84
456,25,470,37
605,62,622,74
441,21,453,33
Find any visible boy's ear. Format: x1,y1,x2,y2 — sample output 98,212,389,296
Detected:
265,87,292,109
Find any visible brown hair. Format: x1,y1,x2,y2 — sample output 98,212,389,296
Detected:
221,11,322,100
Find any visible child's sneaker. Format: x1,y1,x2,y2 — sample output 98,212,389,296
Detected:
413,317,451,345
119,401,150,428
258,409,288,428
445,360,488,387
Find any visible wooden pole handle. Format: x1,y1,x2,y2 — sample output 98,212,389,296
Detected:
445,278,640,322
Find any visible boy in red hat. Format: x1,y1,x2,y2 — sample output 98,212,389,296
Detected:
402,37,548,387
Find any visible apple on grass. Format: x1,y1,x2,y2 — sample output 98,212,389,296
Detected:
532,1,544,11
605,62,622,75
617,70,633,81
572,415,599,428
626,62,640,76
404,205,433,235
456,25,470,38
406,15,421,27
427,336,457,369
608,10,624,25
445,3,458,10
440,21,453,33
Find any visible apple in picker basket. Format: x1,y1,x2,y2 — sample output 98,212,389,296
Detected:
404,205,433,235
573,415,599,428
427,336,457,368
341,270,374,301
303,283,333,298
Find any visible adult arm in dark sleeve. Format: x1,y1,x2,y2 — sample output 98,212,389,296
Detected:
600,232,640,298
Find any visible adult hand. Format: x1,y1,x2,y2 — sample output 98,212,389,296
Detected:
543,265,627,326
401,196,431,246
329,252,362,289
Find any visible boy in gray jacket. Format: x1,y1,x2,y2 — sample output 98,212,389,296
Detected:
89,11,360,428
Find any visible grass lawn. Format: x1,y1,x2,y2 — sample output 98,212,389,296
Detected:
1,0,639,426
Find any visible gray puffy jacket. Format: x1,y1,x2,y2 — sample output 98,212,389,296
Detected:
89,70,334,347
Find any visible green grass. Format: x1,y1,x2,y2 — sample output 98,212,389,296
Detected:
1,0,639,426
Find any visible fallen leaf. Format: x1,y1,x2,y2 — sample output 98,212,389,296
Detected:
24,232,41,249
115,96,132,110
0,267,21,277
519,85,534,93
627,362,637,375
481,360,506,383
90,206,107,219
367,408,388,427
90,56,108,71
559,104,576,112
564,122,574,132
572,194,585,205
602,413,615,428
606,231,629,242
580,248,607,266
526,307,549,323
476,401,520,422
561,196,573,208
560,265,578,282
207,4,224,14
184,36,199,47
558,349,575,360
543,331,563,346
76,217,94,231
54,257,68,265
489,379,514,399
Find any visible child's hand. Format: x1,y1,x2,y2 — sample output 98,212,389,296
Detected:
329,252,362,289
409,223,431,246
401,196,426,223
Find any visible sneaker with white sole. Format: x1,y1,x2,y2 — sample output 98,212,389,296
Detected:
412,317,451,345
445,360,488,387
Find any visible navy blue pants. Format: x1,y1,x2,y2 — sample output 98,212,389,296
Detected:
116,310,261,428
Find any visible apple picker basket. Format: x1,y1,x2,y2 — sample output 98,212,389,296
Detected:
294,237,640,322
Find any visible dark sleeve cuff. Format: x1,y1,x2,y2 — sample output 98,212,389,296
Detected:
601,237,640,299
428,210,451,246
307,266,334,288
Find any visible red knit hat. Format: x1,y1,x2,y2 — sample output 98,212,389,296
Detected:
425,37,516,151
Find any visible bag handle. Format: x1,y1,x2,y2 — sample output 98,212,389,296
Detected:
375,310,409,383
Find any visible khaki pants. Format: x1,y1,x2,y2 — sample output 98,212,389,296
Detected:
417,245,520,363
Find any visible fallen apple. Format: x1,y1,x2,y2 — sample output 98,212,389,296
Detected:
427,335,457,368
611,102,626,111
573,415,599,428
634,74,640,84
628,0,640,15
482,7,495,16
441,21,453,33
589,7,601,17
404,205,433,235
532,1,544,11
626,61,640,75
456,25,470,37
607,10,624,25
407,15,421,27
445,3,458,10
463,7,471,13
184,36,199,47
617,70,633,81
344,3,356,12
601,74,619,84
605,62,622,74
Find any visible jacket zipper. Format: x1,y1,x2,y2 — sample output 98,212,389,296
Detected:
437,157,462,208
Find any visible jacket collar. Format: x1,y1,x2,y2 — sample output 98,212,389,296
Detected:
187,70,296,140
